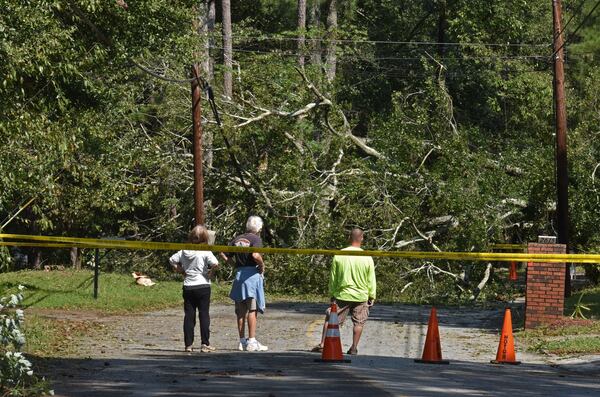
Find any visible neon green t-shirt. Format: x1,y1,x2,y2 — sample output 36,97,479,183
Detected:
328,247,376,302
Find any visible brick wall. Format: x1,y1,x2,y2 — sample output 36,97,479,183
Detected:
525,243,566,329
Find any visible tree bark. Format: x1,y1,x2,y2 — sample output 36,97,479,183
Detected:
70,247,82,270
222,0,233,98
297,0,307,67
310,0,321,66
201,0,215,81
200,0,215,169
325,0,337,82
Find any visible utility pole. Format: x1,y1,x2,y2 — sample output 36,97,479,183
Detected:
191,64,205,226
552,0,570,297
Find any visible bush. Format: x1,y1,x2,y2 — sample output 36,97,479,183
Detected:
0,286,53,396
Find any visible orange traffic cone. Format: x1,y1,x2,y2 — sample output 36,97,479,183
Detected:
509,261,518,281
491,307,521,365
315,303,351,363
415,307,449,364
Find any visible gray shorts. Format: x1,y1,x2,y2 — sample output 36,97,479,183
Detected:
235,298,257,315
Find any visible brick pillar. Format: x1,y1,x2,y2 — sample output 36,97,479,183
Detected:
525,243,566,329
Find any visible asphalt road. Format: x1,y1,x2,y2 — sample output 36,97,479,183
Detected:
38,302,600,396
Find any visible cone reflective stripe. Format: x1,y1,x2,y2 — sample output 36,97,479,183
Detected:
325,327,340,338
509,261,518,281
491,307,521,365
414,307,449,364
315,303,350,363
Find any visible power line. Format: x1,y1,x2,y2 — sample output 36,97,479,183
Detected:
550,0,600,60
211,46,552,61
230,35,550,48
558,0,589,38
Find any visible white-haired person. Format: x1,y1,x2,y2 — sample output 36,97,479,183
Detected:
170,225,219,353
220,215,268,352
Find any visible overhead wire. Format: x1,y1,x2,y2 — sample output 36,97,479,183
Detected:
550,0,600,59
558,0,590,38
229,35,550,48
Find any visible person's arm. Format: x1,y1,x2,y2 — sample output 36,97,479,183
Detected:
252,252,264,274
328,257,338,300
207,253,220,279
169,251,185,274
367,258,376,306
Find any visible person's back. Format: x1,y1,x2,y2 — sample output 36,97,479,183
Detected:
313,228,376,356
329,246,376,303
173,250,216,287
169,226,218,353
229,232,262,268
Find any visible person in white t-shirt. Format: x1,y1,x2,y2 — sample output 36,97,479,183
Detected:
170,225,219,352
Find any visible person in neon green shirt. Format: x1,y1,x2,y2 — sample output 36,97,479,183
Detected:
312,228,376,355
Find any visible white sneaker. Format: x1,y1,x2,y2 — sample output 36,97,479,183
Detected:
246,340,268,352
238,339,247,351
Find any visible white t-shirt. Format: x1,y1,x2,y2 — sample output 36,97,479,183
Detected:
169,250,218,287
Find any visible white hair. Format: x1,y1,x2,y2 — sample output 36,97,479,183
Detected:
246,216,264,233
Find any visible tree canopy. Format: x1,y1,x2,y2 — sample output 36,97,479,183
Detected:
1,0,599,299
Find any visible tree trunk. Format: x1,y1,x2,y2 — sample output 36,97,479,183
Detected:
310,0,321,66
201,0,215,81
200,0,215,168
31,251,41,270
297,0,307,67
70,247,82,270
325,0,337,82
222,0,233,98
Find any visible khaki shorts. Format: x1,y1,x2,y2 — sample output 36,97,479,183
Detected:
235,298,257,315
326,300,370,326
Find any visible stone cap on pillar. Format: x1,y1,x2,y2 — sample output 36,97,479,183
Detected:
538,235,557,244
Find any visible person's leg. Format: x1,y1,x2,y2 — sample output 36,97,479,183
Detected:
348,302,369,354
318,307,331,348
235,301,247,339
198,287,211,346
247,309,257,339
350,324,364,352
245,299,267,351
183,290,197,349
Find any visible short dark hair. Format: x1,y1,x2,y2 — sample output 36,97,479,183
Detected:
189,225,209,244
350,228,363,243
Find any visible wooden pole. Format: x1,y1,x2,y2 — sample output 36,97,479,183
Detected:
191,64,205,226
552,0,570,297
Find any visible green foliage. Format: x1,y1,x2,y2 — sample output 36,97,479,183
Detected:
1,0,600,303
0,285,52,396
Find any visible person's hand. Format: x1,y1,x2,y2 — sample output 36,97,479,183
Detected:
208,264,219,279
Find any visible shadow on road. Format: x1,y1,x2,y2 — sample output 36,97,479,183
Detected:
36,350,599,397
267,301,525,331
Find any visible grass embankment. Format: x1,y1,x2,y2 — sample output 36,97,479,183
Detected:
519,286,600,356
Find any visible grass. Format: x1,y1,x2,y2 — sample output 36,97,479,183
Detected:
565,285,600,319
23,314,100,357
2,269,328,357
519,285,600,356
0,269,232,313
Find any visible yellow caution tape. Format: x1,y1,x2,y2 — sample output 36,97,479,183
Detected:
1,233,599,264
